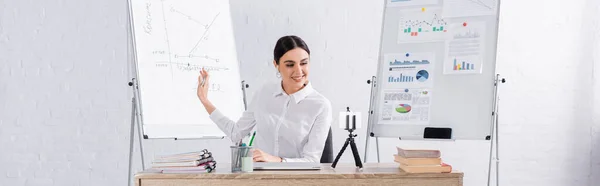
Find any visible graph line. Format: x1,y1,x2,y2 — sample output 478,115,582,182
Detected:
170,6,208,28
155,61,229,71
401,14,447,28
189,13,220,55
160,0,174,79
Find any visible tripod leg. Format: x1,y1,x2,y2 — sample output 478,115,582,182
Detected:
349,139,363,169
331,138,350,168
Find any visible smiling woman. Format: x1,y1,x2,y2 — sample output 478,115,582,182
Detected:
196,35,333,163
272,35,311,93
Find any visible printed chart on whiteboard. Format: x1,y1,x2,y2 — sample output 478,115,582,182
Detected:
384,52,435,88
443,21,485,74
379,52,435,124
397,8,449,43
379,89,432,125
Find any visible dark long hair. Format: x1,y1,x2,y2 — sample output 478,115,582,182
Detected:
273,35,310,65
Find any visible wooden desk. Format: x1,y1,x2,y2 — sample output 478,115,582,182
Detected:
135,163,463,186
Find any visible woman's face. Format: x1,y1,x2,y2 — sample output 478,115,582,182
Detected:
274,48,310,89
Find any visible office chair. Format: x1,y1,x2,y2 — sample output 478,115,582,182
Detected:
320,127,333,163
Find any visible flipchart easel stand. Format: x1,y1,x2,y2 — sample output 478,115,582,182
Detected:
363,75,505,186
125,0,250,185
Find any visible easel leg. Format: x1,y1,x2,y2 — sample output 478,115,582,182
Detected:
495,98,500,186
375,137,381,163
364,136,370,163
128,98,136,186
135,97,146,170
488,75,502,186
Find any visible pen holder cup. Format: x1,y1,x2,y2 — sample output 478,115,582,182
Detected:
230,146,254,173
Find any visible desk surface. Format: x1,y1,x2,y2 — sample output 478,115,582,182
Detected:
135,163,463,186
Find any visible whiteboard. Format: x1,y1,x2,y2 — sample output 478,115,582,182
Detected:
128,0,245,138
368,0,501,140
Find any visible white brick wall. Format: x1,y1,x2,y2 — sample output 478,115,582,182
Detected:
1,0,131,185
1,0,599,186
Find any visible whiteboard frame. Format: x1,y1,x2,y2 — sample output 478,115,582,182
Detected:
365,0,502,141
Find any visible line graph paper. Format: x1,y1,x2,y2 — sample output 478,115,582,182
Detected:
130,0,245,138
397,8,448,43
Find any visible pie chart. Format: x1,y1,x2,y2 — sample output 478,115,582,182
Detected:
416,70,429,82
395,104,412,113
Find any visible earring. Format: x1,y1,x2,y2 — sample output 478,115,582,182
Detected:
276,71,281,78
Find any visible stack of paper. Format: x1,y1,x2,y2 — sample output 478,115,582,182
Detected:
394,147,452,173
151,149,217,173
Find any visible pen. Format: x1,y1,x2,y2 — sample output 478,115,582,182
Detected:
248,131,256,146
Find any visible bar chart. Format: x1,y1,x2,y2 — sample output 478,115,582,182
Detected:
453,58,475,71
388,74,414,82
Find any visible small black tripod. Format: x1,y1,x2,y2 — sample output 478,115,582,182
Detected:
331,107,363,169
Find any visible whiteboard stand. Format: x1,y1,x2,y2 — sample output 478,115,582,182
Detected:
125,0,249,184
364,76,381,163
487,74,505,186
127,79,146,186
126,0,145,184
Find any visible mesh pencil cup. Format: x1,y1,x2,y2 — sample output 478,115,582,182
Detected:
230,146,254,173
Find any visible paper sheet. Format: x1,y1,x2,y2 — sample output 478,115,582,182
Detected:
443,21,485,74
442,0,498,18
397,8,448,43
379,88,432,124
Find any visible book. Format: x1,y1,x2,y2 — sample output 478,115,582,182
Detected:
393,155,441,166
151,162,217,173
150,149,217,172
399,163,452,173
396,147,441,158
154,151,212,161
153,156,214,164
152,160,200,167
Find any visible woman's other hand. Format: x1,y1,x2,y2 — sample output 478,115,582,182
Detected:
197,68,210,102
252,148,282,162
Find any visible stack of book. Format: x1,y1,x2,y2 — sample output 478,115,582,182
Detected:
151,149,217,173
394,147,452,173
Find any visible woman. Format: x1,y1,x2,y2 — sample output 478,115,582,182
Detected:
196,35,332,162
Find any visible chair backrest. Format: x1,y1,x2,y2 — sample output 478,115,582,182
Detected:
320,127,333,163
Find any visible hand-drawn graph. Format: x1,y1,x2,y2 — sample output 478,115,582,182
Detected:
147,4,223,75
130,0,244,137
397,8,448,43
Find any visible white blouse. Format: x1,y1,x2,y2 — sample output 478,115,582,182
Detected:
209,81,332,162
